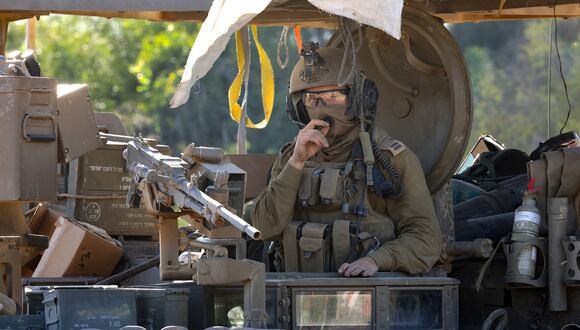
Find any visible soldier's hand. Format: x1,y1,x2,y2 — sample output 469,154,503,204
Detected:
288,119,330,170
338,257,379,277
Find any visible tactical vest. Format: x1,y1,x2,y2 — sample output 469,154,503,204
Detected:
282,150,396,272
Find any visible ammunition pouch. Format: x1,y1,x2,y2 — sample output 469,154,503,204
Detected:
297,168,321,207
282,220,381,272
283,222,331,272
298,167,346,209
332,220,352,269
319,168,344,207
299,223,332,272
282,222,303,272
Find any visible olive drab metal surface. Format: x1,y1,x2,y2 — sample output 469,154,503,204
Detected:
174,273,459,329
94,112,129,135
56,84,101,163
328,6,472,192
0,76,58,201
133,288,189,329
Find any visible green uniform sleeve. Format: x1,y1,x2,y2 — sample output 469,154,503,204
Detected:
251,146,302,240
367,149,442,274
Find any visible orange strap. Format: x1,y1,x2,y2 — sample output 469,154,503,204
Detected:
293,26,303,53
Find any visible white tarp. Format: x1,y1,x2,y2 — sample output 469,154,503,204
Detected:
170,0,404,108
170,0,273,108
306,0,403,40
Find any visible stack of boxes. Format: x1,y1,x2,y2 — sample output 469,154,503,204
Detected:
62,139,158,238
48,84,159,238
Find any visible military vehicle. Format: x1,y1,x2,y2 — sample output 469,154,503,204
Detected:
0,1,578,329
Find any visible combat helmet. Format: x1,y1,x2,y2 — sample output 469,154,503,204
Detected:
287,43,359,126
289,43,355,95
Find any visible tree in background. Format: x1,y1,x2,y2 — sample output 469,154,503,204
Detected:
6,16,579,155
451,19,579,153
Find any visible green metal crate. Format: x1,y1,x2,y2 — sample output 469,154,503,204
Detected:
43,288,137,330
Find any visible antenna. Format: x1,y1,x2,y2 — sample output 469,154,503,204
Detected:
547,18,553,139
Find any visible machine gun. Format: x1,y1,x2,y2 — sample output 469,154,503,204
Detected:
123,137,267,327
123,137,261,240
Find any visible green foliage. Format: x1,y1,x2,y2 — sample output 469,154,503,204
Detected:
451,19,579,153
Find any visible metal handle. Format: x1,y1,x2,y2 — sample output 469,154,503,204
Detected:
22,112,56,142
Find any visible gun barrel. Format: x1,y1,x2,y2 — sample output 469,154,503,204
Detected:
217,205,262,240
189,187,262,240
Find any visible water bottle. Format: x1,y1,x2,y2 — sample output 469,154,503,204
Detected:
512,192,541,278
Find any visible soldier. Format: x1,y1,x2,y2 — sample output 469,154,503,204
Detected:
251,45,442,277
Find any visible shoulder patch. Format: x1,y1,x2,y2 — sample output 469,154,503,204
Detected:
385,139,407,156
373,127,407,156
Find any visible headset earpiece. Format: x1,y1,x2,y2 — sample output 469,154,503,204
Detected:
296,98,310,125
362,78,379,113
286,94,297,122
346,72,379,122
286,94,310,127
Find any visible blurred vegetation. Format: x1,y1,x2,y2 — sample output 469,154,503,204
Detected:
454,19,580,151
6,16,579,155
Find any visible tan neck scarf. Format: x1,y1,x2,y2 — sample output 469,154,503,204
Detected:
307,104,361,162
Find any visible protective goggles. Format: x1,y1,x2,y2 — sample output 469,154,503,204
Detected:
301,88,350,108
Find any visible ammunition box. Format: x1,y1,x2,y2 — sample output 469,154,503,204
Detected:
61,139,158,237
70,192,157,236
0,76,58,201
152,282,218,330
25,287,46,315
77,141,131,192
132,288,189,329
0,314,45,329
43,288,137,330
75,141,130,192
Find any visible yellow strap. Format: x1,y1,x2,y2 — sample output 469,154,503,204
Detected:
228,25,274,129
